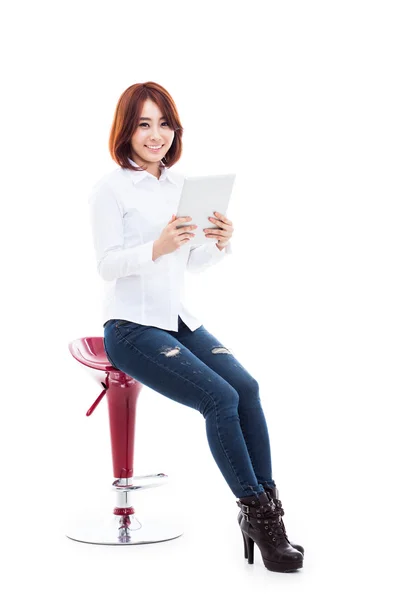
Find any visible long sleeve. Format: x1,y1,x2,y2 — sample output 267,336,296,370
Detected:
89,181,163,282
186,240,233,274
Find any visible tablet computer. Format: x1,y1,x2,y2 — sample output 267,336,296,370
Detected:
175,173,236,245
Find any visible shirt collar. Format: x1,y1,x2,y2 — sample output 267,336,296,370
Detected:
127,157,179,186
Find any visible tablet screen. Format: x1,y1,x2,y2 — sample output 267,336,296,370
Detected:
176,174,236,245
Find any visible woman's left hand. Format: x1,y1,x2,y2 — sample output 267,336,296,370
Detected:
204,211,234,249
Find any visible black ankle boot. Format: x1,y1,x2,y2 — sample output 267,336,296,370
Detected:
237,485,304,556
263,484,305,556
237,492,303,572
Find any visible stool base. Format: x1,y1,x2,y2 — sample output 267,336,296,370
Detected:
65,511,184,545
65,473,184,545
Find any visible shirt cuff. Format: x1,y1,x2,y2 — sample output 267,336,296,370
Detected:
206,240,233,257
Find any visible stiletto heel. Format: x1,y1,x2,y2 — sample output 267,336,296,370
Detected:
241,530,248,559
243,531,254,564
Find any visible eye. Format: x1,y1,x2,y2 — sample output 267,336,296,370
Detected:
139,122,170,128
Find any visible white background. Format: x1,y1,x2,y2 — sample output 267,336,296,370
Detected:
1,0,399,597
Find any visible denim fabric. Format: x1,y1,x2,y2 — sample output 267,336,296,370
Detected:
103,316,276,499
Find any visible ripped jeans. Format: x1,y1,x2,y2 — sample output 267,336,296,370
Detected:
103,316,276,499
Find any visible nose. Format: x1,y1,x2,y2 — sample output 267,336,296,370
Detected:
150,128,162,141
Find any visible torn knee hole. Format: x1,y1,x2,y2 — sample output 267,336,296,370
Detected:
161,347,181,357
211,347,232,354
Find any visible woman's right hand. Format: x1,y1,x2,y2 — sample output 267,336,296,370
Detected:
154,214,197,258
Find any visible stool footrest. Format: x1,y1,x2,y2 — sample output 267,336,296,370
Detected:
112,473,168,492
132,472,167,481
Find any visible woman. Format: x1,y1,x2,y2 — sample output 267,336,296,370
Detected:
89,81,304,572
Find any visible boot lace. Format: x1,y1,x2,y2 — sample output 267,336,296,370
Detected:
238,498,289,543
256,503,286,541
270,498,290,542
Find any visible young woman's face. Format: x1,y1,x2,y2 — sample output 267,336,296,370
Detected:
130,99,175,170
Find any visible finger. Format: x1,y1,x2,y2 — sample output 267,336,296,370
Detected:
210,218,233,231
213,212,232,226
206,231,229,238
211,220,227,230
205,226,229,235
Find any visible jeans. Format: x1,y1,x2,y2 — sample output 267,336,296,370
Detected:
103,315,276,499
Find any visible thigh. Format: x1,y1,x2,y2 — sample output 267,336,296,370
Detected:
171,323,259,398
103,319,238,414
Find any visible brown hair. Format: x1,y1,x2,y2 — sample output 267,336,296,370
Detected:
109,81,184,171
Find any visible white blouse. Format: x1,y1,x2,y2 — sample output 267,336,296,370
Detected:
89,158,233,331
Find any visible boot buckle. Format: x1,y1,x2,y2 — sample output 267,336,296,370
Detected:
241,505,250,521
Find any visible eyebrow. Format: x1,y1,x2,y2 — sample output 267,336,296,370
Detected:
139,116,167,121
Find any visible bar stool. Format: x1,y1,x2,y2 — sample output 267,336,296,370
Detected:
66,336,184,545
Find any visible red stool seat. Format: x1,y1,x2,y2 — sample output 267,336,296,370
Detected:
69,336,118,371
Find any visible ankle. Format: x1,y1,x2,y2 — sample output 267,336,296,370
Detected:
261,481,276,490
239,491,270,506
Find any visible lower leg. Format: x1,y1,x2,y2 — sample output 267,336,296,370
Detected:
203,398,266,498
238,397,276,488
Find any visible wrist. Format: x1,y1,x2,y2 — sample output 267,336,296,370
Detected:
152,240,163,261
